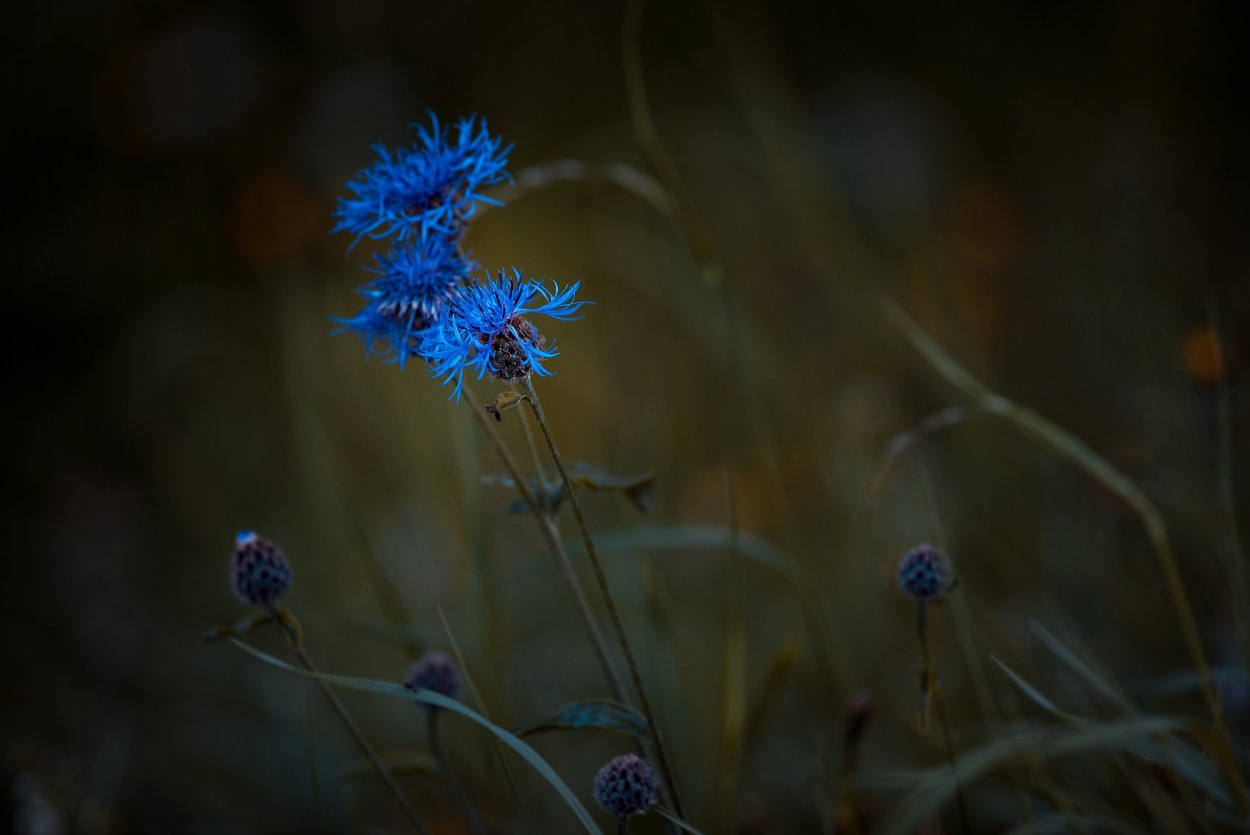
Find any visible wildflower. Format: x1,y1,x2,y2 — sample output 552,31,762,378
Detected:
593,754,658,819
332,113,511,245
230,531,292,608
335,232,472,364
404,651,461,711
897,543,954,602
420,269,589,401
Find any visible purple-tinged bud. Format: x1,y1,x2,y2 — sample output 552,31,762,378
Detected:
897,543,954,602
404,651,461,710
230,531,292,608
593,754,658,818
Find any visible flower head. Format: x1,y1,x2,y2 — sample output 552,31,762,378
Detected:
332,113,511,245
593,754,658,818
230,531,292,608
897,543,954,602
419,269,589,401
403,650,461,711
335,232,472,364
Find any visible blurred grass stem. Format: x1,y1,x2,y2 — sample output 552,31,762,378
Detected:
271,608,431,835
519,376,685,818
427,709,485,835
461,387,628,703
916,602,970,833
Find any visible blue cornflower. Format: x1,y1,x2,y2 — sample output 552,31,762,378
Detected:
335,233,473,365
332,113,512,245
419,269,589,401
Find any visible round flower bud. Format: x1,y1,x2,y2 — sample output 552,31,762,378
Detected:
404,651,461,710
897,543,954,602
593,754,658,818
230,531,292,608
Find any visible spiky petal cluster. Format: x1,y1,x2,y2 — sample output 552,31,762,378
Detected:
403,651,462,711
230,531,292,608
420,269,588,401
332,114,511,245
335,232,472,364
897,543,954,602
593,754,658,818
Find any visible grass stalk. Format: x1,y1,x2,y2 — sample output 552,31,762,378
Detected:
916,602,970,833
519,376,685,818
427,709,486,835
272,609,430,835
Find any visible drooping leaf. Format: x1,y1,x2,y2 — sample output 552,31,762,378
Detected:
486,462,656,515
227,639,604,835
567,462,657,515
513,699,648,738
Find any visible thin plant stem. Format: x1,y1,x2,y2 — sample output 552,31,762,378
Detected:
512,384,550,505
272,612,430,835
917,603,970,834
436,605,533,835
428,709,486,835
519,376,685,818
461,386,628,703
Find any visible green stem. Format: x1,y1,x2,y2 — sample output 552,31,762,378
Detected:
513,384,551,508
428,709,485,835
274,614,430,835
519,376,685,818
462,386,629,703
917,603,969,834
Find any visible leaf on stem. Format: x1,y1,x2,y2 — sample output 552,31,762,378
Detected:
512,698,649,739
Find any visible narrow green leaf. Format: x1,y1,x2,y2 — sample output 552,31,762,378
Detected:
990,655,1062,716
513,699,648,738
654,804,706,834
228,639,604,835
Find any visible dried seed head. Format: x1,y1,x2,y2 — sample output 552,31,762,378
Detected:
593,754,658,818
897,543,954,602
404,651,461,710
230,531,292,608
488,316,545,381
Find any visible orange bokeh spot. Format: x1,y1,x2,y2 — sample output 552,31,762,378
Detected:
1181,326,1224,383
228,168,325,266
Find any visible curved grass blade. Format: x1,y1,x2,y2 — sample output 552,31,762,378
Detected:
990,655,1064,716
655,804,706,835
867,716,1186,835
992,656,1234,810
513,698,648,738
228,639,604,835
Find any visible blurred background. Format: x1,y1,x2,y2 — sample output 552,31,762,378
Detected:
6,0,1250,832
